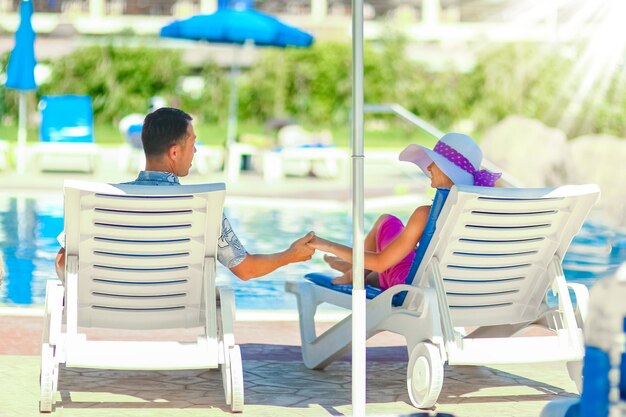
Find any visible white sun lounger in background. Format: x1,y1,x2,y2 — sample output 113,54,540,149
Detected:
286,184,600,409
39,180,244,412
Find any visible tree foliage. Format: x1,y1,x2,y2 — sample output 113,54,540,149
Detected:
40,45,187,123
1,40,625,138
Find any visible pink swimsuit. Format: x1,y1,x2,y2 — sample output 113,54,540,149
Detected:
375,215,416,290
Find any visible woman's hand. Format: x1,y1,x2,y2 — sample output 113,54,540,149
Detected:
307,235,334,252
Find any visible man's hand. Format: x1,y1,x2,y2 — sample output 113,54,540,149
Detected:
230,232,315,280
287,231,316,262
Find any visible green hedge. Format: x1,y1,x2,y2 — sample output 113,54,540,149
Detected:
40,45,187,123
1,40,625,138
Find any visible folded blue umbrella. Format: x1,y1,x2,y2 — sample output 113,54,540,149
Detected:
6,0,37,91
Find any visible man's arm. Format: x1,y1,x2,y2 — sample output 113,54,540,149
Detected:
309,205,431,273
55,247,65,280
229,231,315,280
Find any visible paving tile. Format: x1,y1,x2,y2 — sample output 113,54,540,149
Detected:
0,316,582,417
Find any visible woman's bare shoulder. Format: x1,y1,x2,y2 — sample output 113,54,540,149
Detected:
414,204,431,215
408,205,432,223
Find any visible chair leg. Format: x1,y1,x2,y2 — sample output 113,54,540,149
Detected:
288,282,355,369
294,285,319,346
39,343,56,413
217,290,233,407
217,286,244,411
566,360,583,393
40,281,63,412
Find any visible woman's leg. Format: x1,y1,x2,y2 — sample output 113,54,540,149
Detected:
372,214,415,290
324,214,391,270
365,271,380,287
324,254,351,273
365,214,392,252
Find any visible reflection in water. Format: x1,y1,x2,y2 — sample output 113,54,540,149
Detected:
0,195,624,309
1,197,37,305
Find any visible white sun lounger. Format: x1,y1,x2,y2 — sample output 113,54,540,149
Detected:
39,180,244,412
286,184,600,408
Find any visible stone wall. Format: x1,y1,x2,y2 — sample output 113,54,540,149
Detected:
568,134,626,228
480,116,626,228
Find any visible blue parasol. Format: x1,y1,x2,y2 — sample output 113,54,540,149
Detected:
160,1,314,154
5,0,37,173
160,8,314,48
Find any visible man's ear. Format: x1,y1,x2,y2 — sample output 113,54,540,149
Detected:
167,143,180,161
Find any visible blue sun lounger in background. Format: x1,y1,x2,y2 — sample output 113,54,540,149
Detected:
33,95,99,172
541,263,626,417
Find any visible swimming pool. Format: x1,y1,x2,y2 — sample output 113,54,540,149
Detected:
1,193,625,311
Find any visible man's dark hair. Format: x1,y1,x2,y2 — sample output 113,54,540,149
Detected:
141,107,193,157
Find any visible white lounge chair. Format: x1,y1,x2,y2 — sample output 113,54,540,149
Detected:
262,145,348,182
39,180,244,413
286,184,600,408
263,125,345,181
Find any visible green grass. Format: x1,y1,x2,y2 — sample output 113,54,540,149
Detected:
0,124,122,145
0,121,437,150
332,125,437,149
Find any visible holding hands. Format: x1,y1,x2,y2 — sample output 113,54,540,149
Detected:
307,235,333,252
290,232,357,285
287,231,317,262
308,235,356,285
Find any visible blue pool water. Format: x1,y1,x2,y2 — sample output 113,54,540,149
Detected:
1,194,625,310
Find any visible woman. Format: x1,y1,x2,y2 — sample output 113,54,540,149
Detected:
308,132,502,289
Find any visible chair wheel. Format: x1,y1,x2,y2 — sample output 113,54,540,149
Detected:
229,345,244,412
407,342,444,409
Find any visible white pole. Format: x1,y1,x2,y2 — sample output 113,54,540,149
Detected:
200,0,217,13
226,59,240,149
351,0,365,414
16,91,27,174
89,0,105,17
422,0,441,27
311,0,328,22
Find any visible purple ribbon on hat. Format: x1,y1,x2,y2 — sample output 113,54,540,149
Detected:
433,141,502,187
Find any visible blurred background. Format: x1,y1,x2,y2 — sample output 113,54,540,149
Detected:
0,0,625,310
1,0,625,228
0,0,625,147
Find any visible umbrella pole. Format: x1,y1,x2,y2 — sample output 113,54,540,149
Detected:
226,60,240,149
16,91,28,174
351,0,365,414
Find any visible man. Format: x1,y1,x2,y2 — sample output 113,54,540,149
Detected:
56,107,315,280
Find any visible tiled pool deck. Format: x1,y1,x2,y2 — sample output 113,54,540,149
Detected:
0,315,578,417
0,147,579,416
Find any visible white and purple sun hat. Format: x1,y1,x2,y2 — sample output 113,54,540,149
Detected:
399,132,501,187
